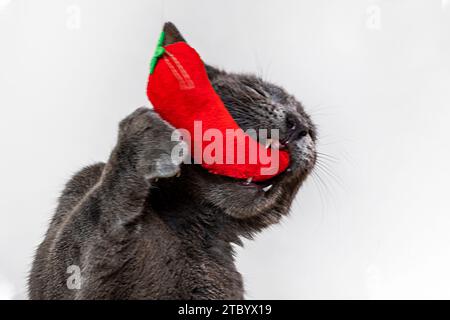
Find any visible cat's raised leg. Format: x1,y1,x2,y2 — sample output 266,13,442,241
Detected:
97,106,187,225
29,107,187,299
73,107,188,299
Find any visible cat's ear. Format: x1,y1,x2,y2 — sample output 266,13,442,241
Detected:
205,64,224,81
162,22,223,81
162,22,186,46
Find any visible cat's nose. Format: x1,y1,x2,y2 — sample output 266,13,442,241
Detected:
282,113,309,145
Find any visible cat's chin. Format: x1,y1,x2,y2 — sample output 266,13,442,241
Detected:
220,144,316,219
176,136,315,220
211,170,310,219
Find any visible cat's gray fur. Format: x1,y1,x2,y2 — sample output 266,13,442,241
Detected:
28,22,317,299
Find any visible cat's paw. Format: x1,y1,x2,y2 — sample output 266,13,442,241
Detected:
113,107,188,181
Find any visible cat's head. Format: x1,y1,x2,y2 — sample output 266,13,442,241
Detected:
157,23,316,230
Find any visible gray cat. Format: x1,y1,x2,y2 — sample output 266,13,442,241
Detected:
28,22,317,300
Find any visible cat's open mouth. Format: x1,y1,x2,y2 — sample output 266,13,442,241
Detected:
238,174,281,193
234,134,315,195
228,137,290,193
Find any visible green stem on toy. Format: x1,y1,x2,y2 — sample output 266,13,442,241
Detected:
149,31,166,74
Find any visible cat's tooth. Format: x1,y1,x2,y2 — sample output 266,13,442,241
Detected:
246,177,253,184
154,178,159,182
262,184,273,192
176,172,181,178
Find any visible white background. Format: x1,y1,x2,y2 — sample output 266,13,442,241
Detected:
1,0,450,299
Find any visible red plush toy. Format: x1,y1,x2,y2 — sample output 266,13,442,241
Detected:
147,32,290,182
